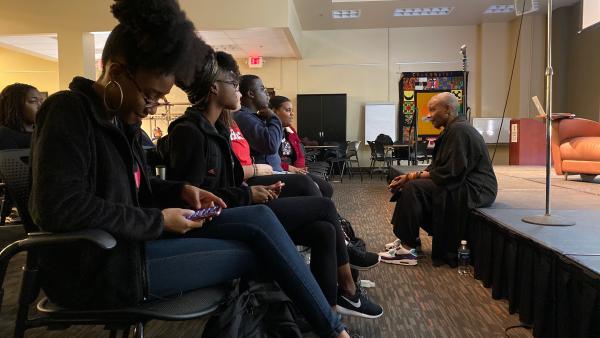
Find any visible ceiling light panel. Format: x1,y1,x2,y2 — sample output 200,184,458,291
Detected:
332,0,394,2
393,7,454,17
332,9,361,19
484,4,515,14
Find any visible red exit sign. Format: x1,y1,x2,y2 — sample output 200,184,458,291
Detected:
248,56,264,68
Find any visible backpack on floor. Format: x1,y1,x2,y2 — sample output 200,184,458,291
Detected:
201,280,303,338
338,215,366,253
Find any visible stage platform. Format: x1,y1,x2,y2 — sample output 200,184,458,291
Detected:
390,165,600,337
469,166,599,338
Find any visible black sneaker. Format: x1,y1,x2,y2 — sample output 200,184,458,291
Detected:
348,248,380,271
336,289,383,319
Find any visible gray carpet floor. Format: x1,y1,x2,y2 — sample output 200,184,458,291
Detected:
0,177,532,337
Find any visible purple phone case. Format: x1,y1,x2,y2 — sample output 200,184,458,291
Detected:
186,206,222,220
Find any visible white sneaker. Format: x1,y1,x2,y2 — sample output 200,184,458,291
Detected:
384,239,402,250
378,247,418,266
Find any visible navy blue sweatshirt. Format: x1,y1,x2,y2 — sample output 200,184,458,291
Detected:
233,105,284,171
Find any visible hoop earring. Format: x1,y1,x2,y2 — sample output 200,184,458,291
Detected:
104,80,123,111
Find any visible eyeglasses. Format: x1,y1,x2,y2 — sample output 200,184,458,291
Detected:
123,68,170,109
215,79,240,90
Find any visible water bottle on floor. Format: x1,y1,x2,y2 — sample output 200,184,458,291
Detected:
458,240,471,276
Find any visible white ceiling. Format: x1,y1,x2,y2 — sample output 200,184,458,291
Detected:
0,1,581,61
0,34,58,61
0,28,297,62
294,0,581,30
197,28,296,58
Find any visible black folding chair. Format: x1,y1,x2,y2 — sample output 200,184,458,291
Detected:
367,141,388,179
0,149,228,338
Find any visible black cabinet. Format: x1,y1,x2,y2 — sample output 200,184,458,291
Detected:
297,94,347,144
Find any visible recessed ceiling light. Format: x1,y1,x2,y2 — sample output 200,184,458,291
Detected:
332,0,393,2
484,4,515,14
393,7,454,17
332,9,361,19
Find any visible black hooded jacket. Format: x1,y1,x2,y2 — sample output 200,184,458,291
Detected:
29,77,185,309
158,108,252,207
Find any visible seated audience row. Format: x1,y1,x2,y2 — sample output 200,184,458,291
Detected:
157,51,383,318
25,0,353,337
0,3,500,337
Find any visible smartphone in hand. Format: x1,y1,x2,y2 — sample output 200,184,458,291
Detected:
186,206,222,221
268,182,285,195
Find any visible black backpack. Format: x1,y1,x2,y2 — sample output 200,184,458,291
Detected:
338,215,366,253
201,280,303,338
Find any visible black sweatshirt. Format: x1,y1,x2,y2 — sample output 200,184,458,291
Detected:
158,108,252,207
30,77,185,309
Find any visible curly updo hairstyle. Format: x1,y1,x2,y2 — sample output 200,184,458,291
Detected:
101,0,210,87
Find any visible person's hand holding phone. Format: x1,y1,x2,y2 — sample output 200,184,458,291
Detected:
162,208,206,234
266,181,285,197
181,184,227,210
251,185,278,204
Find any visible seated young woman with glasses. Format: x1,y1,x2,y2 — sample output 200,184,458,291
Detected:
28,1,351,337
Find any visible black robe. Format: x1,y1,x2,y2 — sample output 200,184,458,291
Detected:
393,118,497,264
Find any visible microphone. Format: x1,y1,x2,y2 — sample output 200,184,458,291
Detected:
460,44,467,57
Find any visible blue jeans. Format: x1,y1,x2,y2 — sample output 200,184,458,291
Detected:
146,205,344,338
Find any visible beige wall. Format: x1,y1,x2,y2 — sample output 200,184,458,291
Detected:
512,14,547,118
479,22,512,117
0,46,59,94
1,0,557,165
0,0,293,35
236,25,524,164
553,3,600,121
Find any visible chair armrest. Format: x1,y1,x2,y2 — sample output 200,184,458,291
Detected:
1,228,116,263
23,229,117,250
0,229,116,311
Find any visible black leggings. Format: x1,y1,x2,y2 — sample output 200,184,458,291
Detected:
247,174,322,198
266,197,348,306
308,173,333,198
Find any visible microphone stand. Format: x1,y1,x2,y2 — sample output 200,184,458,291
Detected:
522,0,574,226
460,45,469,121
407,108,418,165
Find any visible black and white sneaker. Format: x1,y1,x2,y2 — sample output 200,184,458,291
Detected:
348,248,380,271
336,289,384,319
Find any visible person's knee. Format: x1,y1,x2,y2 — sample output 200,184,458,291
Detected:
403,180,418,193
295,175,321,196
308,221,337,247
243,205,280,229
320,197,335,211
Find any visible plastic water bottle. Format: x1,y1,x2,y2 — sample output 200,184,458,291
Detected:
458,240,472,276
